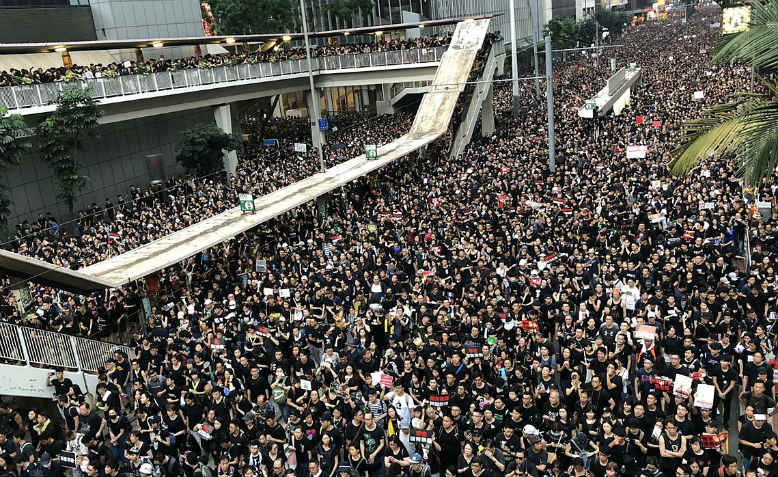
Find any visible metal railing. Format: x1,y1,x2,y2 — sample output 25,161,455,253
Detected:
0,322,134,373
390,81,432,100
1,45,448,111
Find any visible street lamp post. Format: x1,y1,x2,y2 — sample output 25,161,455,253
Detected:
509,0,520,116
545,35,555,173
299,0,326,173
528,0,541,99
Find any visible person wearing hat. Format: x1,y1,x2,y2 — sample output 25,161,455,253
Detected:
525,434,548,476
138,461,155,477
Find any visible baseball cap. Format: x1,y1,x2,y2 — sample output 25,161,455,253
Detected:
410,453,423,464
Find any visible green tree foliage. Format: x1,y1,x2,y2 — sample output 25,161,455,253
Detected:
671,0,778,186
208,0,298,35
544,17,579,50
175,124,243,177
577,18,596,46
594,7,630,37
0,106,32,236
36,89,101,215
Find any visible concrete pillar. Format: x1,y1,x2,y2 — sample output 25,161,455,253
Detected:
135,48,145,64
481,84,495,137
325,89,335,115
193,45,203,59
361,86,370,112
273,95,284,118
214,104,239,175
306,90,326,149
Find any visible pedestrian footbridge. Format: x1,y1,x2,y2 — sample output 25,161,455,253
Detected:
0,17,492,295
2,47,446,124
0,322,134,398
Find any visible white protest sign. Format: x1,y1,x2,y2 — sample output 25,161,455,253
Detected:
263,288,274,296
294,143,307,153
648,213,665,224
694,91,705,100
695,383,715,409
673,374,693,398
279,289,291,298
626,145,648,159
300,379,312,391
635,325,657,340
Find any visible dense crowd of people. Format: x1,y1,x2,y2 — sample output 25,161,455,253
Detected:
0,6,777,477
0,33,452,87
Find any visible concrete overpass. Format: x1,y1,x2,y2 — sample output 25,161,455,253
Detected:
2,47,446,124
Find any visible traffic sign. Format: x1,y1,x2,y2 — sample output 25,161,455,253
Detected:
318,118,328,131
365,145,378,159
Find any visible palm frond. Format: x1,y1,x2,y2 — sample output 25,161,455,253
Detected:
714,0,778,71
738,126,778,185
670,91,778,178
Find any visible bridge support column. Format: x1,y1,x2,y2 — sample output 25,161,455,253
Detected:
376,84,395,115
214,104,239,175
306,91,326,151
481,84,495,137
361,86,371,114
325,89,335,115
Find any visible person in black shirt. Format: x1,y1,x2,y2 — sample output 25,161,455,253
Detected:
46,368,74,398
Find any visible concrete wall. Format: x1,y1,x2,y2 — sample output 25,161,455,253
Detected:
2,107,214,226
0,6,97,43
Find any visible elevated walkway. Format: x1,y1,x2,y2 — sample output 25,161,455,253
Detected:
0,322,134,398
0,18,492,294
2,47,446,124
578,66,642,118
449,40,503,158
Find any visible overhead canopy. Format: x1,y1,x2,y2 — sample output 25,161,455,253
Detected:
0,16,495,55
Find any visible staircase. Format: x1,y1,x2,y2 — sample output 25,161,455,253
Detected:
390,81,431,110
449,40,503,159
0,322,135,399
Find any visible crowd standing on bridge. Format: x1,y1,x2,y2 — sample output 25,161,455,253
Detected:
0,33,452,88
0,6,777,477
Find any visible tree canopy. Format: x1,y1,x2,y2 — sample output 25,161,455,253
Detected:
0,106,32,235
545,17,579,50
36,88,102,215
176,124,243,177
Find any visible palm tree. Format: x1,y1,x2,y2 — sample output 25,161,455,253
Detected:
670,0,778,186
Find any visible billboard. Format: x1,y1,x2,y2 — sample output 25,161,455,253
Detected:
722,6,751,34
